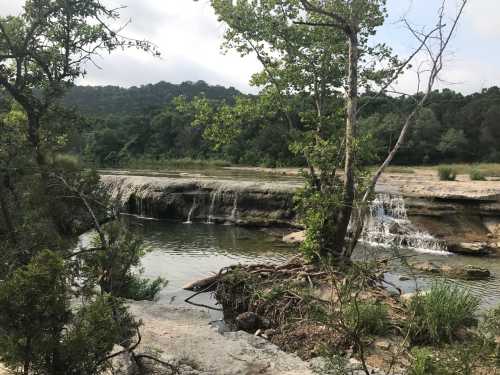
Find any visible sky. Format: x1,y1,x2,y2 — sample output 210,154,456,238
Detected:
1,0,499,95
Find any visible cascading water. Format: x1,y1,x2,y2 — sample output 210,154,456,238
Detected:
184,197,197,224
131,188,155,219
206,188,222,224
228,193,238,223
362,193,450,254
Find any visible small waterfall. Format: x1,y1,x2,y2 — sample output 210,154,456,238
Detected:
184,197,197,224
228,193,238,223
130,189,156,219
206,187,222,224
362,193,450,254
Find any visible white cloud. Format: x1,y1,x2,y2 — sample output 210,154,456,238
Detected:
464,0,500,39
1,0,499,94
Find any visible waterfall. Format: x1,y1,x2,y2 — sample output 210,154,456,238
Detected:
206,187,222,224
362,193,450,254
131,189,155,219
184,197,197,224
229,193,238,223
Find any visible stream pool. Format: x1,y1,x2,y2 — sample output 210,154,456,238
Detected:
125,216,500,311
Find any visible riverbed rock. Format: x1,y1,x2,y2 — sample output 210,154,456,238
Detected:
235,312,270,333
411,261,491,280
448,242,492,256
283,230,306,244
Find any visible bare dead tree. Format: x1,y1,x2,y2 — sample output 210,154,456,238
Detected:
345,0,468,257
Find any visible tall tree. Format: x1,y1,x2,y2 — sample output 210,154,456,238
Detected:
212,0,467,260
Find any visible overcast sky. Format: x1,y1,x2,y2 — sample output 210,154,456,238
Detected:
2,0,499,94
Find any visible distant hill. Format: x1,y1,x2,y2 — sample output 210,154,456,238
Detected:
63,80,242,115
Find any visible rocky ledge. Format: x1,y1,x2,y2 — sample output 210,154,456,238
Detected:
101,171,500,255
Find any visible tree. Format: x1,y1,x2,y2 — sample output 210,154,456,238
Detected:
0,0,157,167
0,250,139,375
212,0,467,260
0,2,166,373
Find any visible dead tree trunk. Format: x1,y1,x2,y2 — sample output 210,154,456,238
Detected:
332,32,358,257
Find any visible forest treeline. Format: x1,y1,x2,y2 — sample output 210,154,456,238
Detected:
60,81,500,167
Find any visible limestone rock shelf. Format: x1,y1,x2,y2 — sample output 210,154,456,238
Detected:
101,171,500,255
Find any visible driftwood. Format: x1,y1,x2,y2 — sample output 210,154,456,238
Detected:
184,257,326,295
182,274,220,291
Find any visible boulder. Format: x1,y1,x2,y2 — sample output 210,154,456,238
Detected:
411,261,490,280
283,230,306,244
448,242,492,256
235,312,270,333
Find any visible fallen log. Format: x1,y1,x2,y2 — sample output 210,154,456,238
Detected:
182,274,219,291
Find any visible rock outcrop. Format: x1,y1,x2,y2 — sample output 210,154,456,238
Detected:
411,261,491,280
102,171,500,255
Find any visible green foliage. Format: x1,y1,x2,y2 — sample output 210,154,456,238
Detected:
408,348,439,375
469,167,486,181
344,302,389,336
407,282,480,344
81,221,166,301
118,275,167,302
437,166,457,181
0,250,138,374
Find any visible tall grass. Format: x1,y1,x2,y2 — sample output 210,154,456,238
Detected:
407,282,480,344
344,302,390,335
437,166,457,181
431,163,500,178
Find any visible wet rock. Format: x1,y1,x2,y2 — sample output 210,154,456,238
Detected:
412,261,441,273
448,242,492,256
410,261,491,280
283,230,306,244
235,312,270,333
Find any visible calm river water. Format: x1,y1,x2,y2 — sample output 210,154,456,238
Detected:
124,216,500,311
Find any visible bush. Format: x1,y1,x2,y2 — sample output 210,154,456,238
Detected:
0,250,139,374
408,348,436,375
118,275,167,301
344,302,390,336
82,222,166,301
407,282,480,344
469,168,486,181
437,166,457,181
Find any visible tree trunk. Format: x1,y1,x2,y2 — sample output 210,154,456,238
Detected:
331,32,358,257
27,112,45,167
0,182,17,244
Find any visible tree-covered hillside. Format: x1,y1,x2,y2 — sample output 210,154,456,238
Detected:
63,80,241,115
69,82,500,168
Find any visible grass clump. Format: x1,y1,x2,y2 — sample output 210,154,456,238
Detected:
344,302,390,336
408,347,438,375
469,167,486,181
437,166,457,181
407,282,480,344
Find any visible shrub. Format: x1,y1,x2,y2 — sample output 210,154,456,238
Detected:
344,302,390,336
0,250,138,374
437,166,457,181
118,275,167,301
469,168,486,181
82,222,165,301
408,348,436,375
407,282,480,344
